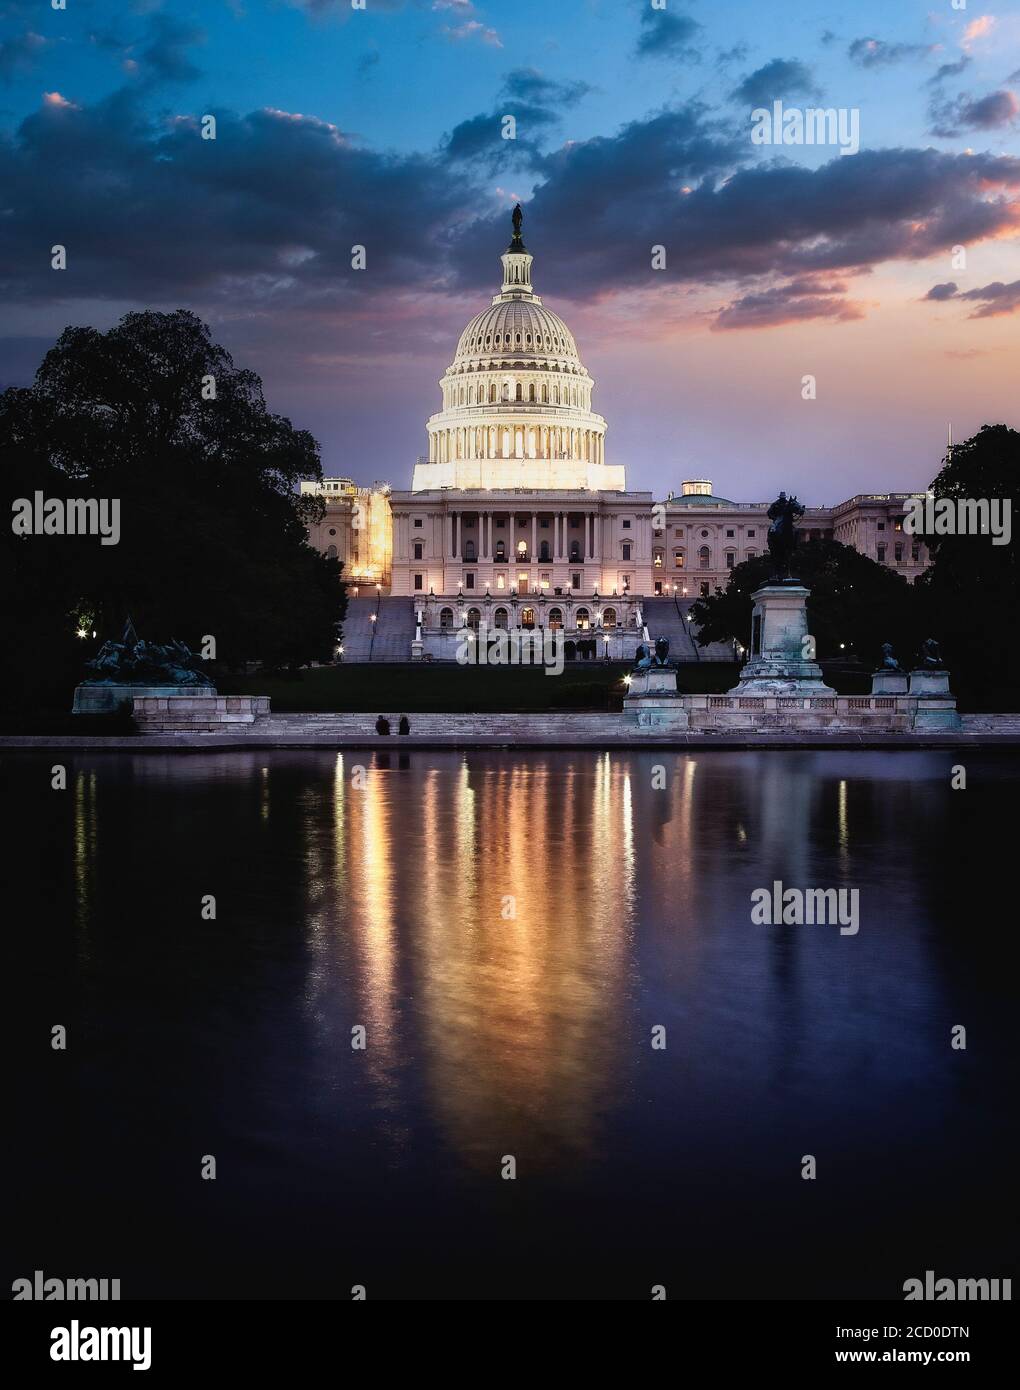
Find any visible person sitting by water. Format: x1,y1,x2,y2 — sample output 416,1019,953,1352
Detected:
375,715,390,735
398,715,410,736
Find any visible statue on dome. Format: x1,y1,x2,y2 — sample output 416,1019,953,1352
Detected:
511,203,524,243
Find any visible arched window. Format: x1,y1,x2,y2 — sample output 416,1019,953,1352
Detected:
528,383,536,402
326,544,338,560
515,383,523,402
746,549,757,559
549,608,563,629
495,540,506,560
516,539,529,559
603,607,617,629
439,607,454,629
467,607,481,630
489,384,497,403
521,607,536,629
699,546,711,568
463,540,477,562
576,607,591,630
494,607,509,629
502,382,510,402
542,384,549,403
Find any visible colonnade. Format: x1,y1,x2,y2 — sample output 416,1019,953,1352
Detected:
429,424,605,466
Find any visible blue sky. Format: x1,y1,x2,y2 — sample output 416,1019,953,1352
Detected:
1,0,1018,499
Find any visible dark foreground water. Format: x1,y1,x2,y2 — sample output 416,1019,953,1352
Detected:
5,750,1017,1301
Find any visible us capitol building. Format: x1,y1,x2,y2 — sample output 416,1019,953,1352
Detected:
303,209,929,661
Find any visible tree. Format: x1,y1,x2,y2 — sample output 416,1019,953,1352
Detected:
0,310,346,710
689,538,921,667
915,424,1019,706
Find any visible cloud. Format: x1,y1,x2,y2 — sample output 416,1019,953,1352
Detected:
0,28,48,82
636,7,700,61
848,37,935,68
442,19,502,47
442,69,591,166
713,279,865,331
962,17,996,49
731,59,822,107
927,57,971,87
501,68,590,109
930,89,1020,137
135,13,205,85
924,279,1020,316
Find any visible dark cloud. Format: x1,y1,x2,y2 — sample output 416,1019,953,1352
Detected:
927,57,971,87
2,85,1019,344
500,68,590,109
731,59,822,107
135,13,205,85
0,28,48,82
930,89,1020,138
713,279,864,331
928,280,1020,317
636,8,700,61
848,37,934,68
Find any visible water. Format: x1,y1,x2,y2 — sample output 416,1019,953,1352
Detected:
6,750,1016,1300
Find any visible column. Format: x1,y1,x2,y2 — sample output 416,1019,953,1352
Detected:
532,512,538,562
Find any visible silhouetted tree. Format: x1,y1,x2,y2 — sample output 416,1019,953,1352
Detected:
0,310,346,710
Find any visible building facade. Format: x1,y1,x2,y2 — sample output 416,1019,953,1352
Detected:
303,212,930,658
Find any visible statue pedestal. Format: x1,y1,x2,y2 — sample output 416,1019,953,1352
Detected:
72,684,216,715
908,668,961,729
728,584,835,697
623,666,688,728
871,670,908,695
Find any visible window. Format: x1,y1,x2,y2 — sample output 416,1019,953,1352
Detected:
894,544,903,563
877,544,886,562
726,553,735,569
621,576,632,592
701,529,710,538
529,384,536,402
413,518,423,528
539,542,551,561
328,528,337,536
747,549,756,559
911,544,920,562
576,608,591,630
622,519,631,529
877,522,885,531
699,546,711,568
413,573,423,591
569,543,582,562
654,581,662,595
521,607,535,628
622,543,632,560
603,607,617,629
467,607,481,630
465,573,475,589
894,517,903,532
494,607,509,629
726,529,734,538
571,572,581,588
674,527,684,537
653,548,664,568
413,542,423,560
549,608,563,629
495,540,506,560
439,607,454,628
700,581,710,597
463,540,476,561
674,550,685,569
747,529,755,538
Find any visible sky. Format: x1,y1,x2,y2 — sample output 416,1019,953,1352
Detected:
1,0,1018,503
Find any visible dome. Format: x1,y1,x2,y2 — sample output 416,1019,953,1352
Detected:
453,300,581,372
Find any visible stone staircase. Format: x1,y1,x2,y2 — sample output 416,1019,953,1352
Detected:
641,596,734,662
340,596,417,662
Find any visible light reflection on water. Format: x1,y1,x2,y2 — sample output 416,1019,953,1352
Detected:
7,748,1015,1299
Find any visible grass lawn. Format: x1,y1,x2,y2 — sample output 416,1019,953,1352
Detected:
217,661,753,712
